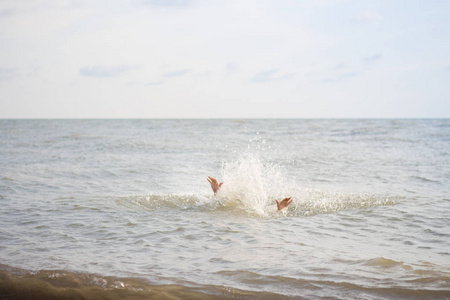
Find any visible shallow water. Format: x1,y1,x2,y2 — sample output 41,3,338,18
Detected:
0,119,449,299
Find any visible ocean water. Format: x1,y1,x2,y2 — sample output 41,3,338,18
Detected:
0,119,449,299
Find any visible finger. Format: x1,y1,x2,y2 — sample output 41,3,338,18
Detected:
288,199,293,205
207,178,212,183
219,182,223,187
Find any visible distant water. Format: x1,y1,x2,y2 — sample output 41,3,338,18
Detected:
0,119,449,299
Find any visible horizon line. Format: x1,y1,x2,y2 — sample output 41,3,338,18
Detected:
0,117,448,120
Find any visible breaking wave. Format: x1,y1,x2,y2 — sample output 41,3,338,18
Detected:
0,265,284,300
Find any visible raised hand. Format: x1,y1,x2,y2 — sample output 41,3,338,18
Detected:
207,176,223,194
275,197,293,211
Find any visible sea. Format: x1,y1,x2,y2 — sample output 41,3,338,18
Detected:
0,119,449,299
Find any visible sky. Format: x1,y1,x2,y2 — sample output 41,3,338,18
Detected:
0,0,449,118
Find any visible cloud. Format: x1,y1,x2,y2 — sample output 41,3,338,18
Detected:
79,65,136,77
364,54,383,62
226,62,240,74
0,1,72,17
333,62,346,70
162,69,191,78
340,72,359,78
0,8,15,18
146,80,164,86
353,10,382,23
132,0,193,8
250,69,294,83
0,68,20,81
322,71,360,84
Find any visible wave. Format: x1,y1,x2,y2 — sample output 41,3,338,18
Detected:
0,265,286,300
2,264,448,300
116,190,397,218
410,175,441,184
362,257,409,269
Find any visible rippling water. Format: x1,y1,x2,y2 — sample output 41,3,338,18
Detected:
0,119,449,299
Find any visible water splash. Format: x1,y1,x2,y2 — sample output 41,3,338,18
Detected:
216,152,398,216
218,153,289,215
288,188,398,216
118,152,398,216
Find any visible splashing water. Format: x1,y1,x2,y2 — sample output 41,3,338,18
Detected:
117,151,398,217
217,153,289,215
215,152,398,216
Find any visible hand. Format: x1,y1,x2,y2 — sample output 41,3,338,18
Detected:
207,176,223,194
276,197,293,211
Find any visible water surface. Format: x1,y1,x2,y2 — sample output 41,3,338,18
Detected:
0,119,449,299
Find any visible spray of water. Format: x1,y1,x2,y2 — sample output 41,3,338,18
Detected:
216,153,294,216
119,150,398,217
215,152,398,216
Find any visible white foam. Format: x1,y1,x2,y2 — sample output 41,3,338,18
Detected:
215,152,398,216
217,152,292,216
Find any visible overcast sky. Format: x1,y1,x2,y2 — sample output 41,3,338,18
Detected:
0,0,449,118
